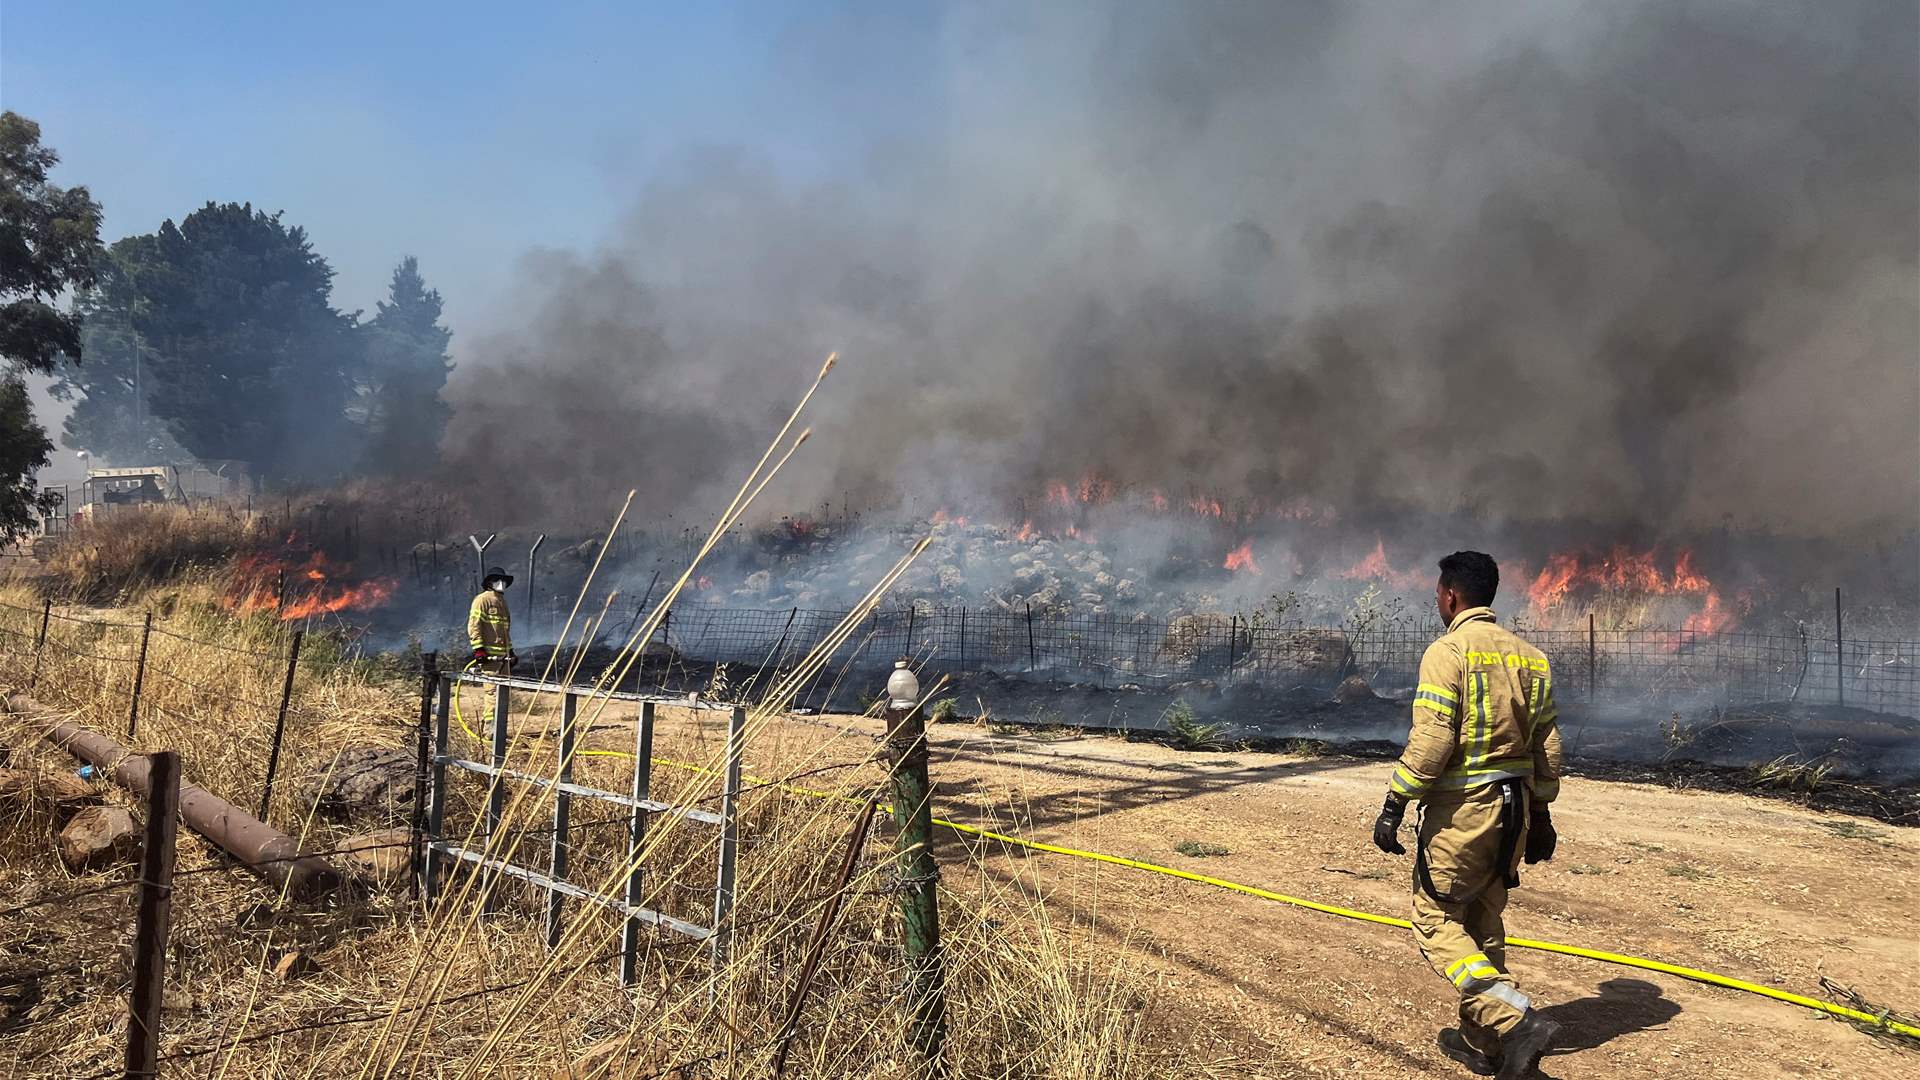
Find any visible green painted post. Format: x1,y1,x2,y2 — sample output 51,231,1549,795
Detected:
884,660,945,1074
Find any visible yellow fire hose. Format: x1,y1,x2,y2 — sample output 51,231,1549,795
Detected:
442,683,1920,1040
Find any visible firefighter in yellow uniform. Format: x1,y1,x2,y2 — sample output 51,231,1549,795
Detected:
468,566,516,676
1373,551,1564,1079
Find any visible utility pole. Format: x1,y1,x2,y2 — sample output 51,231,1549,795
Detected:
883,660,945,1074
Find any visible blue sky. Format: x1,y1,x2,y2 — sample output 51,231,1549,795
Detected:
2,0,941,323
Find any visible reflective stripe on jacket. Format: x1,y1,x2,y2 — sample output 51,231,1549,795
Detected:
468,590,513,656
1389,606,1563,804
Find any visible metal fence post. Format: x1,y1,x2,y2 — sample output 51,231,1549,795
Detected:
711,705,745,981
527,534,546,645
410,652,438,904
424,677,452,906
1835,587,1845,708
469,533,496,597
28,597,50,689
483,678,510,913
620,700,656,987
127,611,153,740
1025,603,1038,672
884,671,946,1073
1588,612,1597,701
125,749,180,1080
546,691,576,949
256,629,305,822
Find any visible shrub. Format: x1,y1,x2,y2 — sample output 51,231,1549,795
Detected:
1163,701,1226,750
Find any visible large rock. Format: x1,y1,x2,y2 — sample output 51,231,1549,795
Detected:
59,805,140,871
305,747,416,824
339,828,414,886
1334,674,1379,705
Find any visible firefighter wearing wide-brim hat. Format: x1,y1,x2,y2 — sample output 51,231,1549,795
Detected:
469,567,516,675
1373,551,1565,1079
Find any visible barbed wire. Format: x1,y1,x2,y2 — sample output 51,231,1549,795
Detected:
0,598,144,629
147,621,289,658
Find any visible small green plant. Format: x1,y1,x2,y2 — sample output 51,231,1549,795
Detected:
1282,738,1330,758
1661,712,1692,750
1164,701,1226,750
1817,820,1889,842
1666,864,1710,880
929,697,960,723
1567,864,1610,876
1174,840,1229,858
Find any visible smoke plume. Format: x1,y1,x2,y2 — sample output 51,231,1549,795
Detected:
444,0,1919,539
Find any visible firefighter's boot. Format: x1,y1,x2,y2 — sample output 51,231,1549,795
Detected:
1437,1028,1496,1076
1494,1012,1559,1080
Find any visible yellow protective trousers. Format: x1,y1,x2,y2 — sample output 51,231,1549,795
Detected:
474,658,511,728
1409,782,1533,1057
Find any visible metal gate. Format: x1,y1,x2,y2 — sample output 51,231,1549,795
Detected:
420,669,744,984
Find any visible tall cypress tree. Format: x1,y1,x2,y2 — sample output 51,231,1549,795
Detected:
361,256,452,474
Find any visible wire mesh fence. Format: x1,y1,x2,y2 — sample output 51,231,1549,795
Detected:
631,600,1920,719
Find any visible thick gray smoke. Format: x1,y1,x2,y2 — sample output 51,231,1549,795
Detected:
446,0,1919,538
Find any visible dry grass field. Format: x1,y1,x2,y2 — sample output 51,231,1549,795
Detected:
1,579,1915,1078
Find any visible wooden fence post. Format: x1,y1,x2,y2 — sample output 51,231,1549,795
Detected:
127,612,153,740
125,750,180,1080
884,662,945,1073
256,630,304,821
29,597,52,689
410,652,437,904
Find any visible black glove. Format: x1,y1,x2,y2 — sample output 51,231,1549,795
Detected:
506,651,518,668
1525,803,1557,864
1372,793,1407,856
471,647,488,662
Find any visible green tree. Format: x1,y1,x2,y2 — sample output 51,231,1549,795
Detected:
360,256,452,472
116,202,363,481
0,111,103,539
47,251,188,463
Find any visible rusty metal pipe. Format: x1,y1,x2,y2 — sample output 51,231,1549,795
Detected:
8,693,342,899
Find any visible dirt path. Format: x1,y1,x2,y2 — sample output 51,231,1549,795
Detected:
611,704,1917,1079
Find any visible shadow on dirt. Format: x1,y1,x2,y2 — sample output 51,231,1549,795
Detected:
1541,978,1682,1054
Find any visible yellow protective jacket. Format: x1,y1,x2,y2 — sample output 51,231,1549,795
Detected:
1389,606,1563,805
468,589,513,658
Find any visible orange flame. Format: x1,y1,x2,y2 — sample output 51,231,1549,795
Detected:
930,509,969,527
1339,538,1424,589
1681,589,1734,634
1188,495,1225,519
1526,547,1715,609
1077,474,1116,505
226,546,397,622
1528,546,1741,633
1012,520,1037,542
1224,540,1261,575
